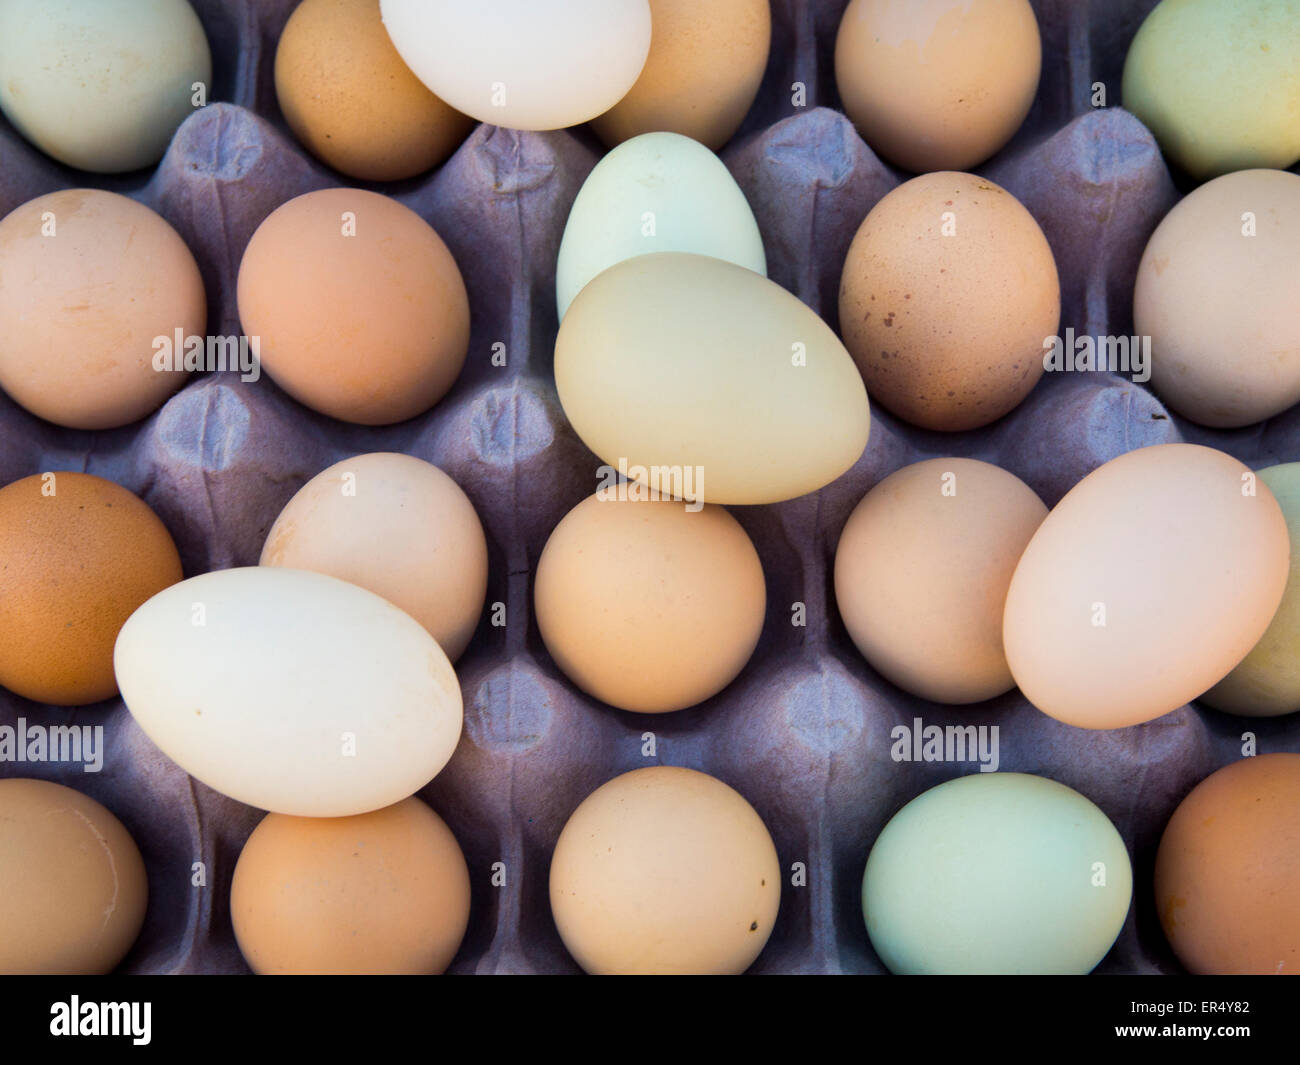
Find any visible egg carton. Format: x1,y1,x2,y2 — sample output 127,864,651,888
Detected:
1,0,1298,976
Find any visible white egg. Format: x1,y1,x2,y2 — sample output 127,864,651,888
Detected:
556,131,766,320
114,567,463,817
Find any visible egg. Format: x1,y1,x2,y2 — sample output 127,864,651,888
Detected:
535,493,765,714
834,458,1046,704
1135,168,1300,428
0,472,182,706
834,0,1041,173
863,773,1132,974
1154,753,1300,974
0,189,207,430
556,252,870,505
838,171,1059,431
1122,0,1300,181
114,567,464,816
0,0,211,173
1003,444,1290,730
231,798,470,975
550,766,780,975
261,452,488,663
556,131,766,321
275,0,474,182
236,188,469,425
0,779,148,975
589,0,771,151
379,0,651,131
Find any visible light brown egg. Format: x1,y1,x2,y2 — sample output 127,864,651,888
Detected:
0,779,148,975
534,492,765,713
236,187,469,425
0,189,206,430
1154,753,1300,974
838,171,1059,431
0,472,183,705
231,798,471,975
834,458,1046,704
261,452,488,662
550,766,780,974
589,0,771,151
275,0,474,182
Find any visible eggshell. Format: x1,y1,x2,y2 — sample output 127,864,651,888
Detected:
275,0,474,182
0,779,148,975
0,0,211,173
834,458,1046,704
862,773,1132,974
261,452,488,662
114,567,464,816
555,251,870,505
231,798,470,975
550,766,780,974
1003,444,1290,730
0,189,207,430
379,0,651,131
1154,753,1300,974
0,472,183,706
236,188,469,425
838,171,1058,431
1135,168,1300,429
1122,0,1300,181
556,131,766,320
589,0,771,151
834,0,1041,173
534,493,765,713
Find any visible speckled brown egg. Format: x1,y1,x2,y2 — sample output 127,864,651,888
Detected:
838,171,1059,431
0,472,183,705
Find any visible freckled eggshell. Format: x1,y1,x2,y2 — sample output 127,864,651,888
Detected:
834,457,1046,704
0,189,207,430
834,0,1041,173
261,452,488,662
0,472,182,706
1134,168,1300,429
379,0,651,131
113,567,464,817
838,171,1059,432
534,493,765,714
236,188,469,425
862,773,1132,974
1003,443,1291,730
555,251,871,505
549,766,781,975
274,0,474,182
1154,753,1300,974
231,798,471,975
589,0,772,151
556,131,766,321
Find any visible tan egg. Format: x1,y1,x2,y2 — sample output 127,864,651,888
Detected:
834,0,1041,173
231,798,470,975
1003,444,1290,730
589,0,771,151
834,458,1046,704
0,779,148,975
236,188,469,425
261,452,488,662
0,472,183,705
275,0,474,182
1154,753,1300,974
838,172,1059,431
0,189,206,430
550,766,780,974
534,492,765,713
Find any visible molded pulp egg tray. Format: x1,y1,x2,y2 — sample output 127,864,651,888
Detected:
1,0,1297,975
